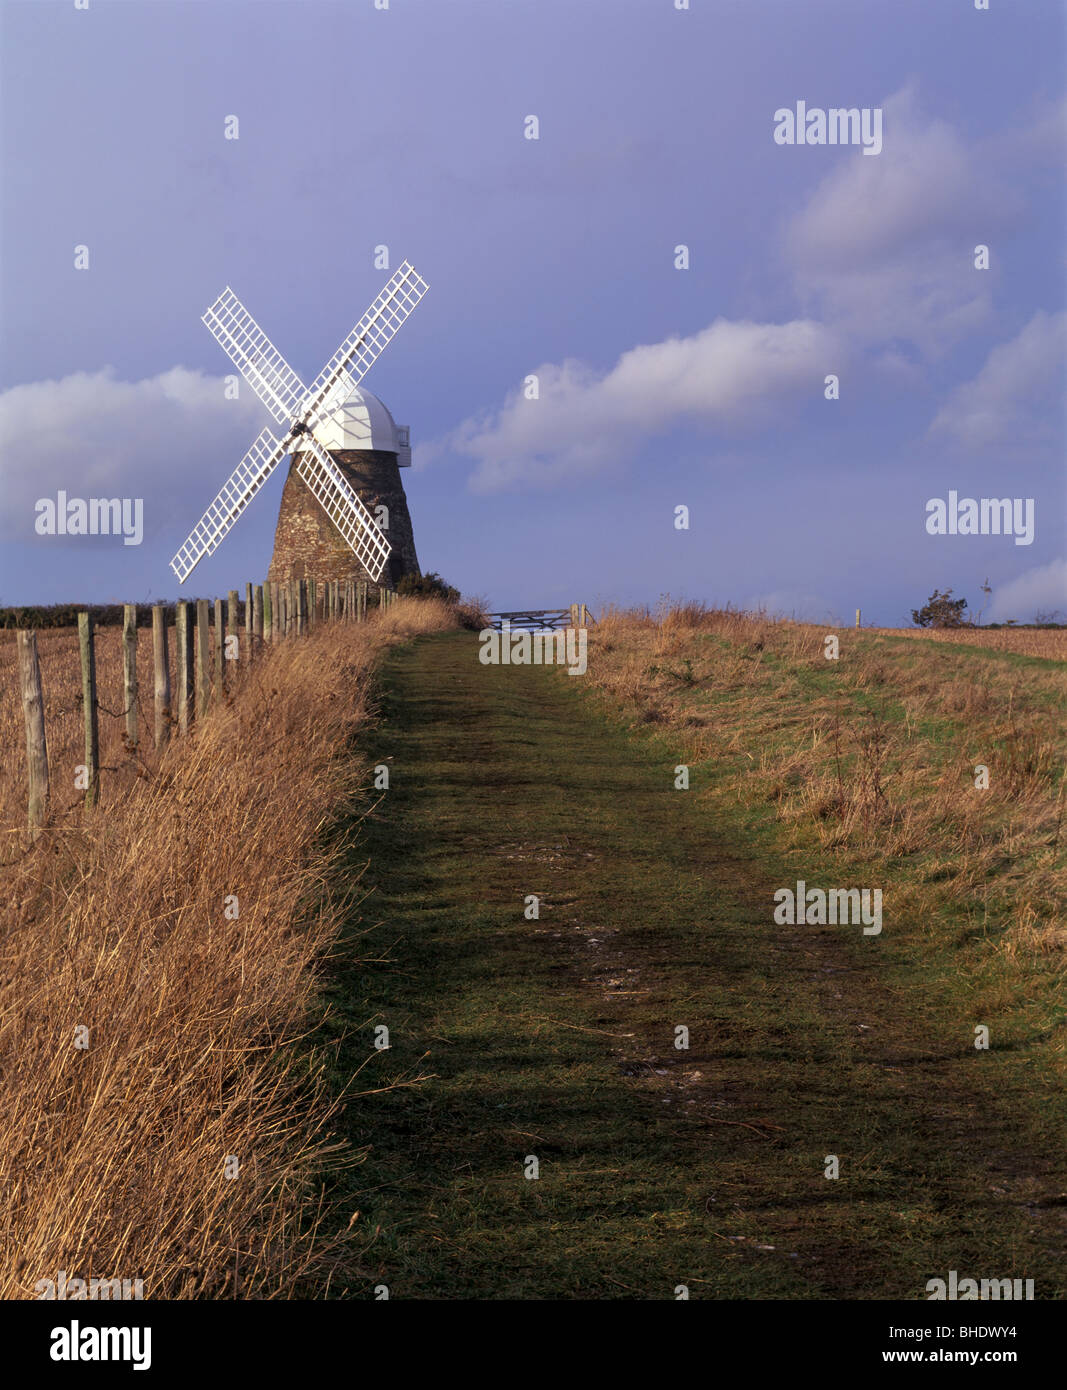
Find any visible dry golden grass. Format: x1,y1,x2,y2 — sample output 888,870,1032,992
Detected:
0,622,174,835
586,603,1066,956
871,625,1067,660
1,598,457,1299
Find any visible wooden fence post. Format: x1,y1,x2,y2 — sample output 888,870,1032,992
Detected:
16,630,49,836
195,600,211,716
309,577,317,630
152,604,171,750
298,579,307,635
78,612,99,808
856,608,862,629
122,603,138,749
228,589,240,656
246,582,254,649
263,581,273,644
176,602,193,733
214,597,225,697
253,584,263,654
280,585,289,638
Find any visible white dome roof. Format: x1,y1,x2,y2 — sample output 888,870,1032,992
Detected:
311,384,411,464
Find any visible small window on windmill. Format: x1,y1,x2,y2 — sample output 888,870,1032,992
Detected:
396,425,410,448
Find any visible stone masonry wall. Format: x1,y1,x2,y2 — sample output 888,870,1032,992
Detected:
267,449,420,593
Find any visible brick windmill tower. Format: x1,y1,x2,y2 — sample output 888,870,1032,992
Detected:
268,384,420,593
170,263,428,599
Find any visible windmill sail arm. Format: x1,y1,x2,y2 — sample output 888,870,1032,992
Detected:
293,436,392,583
169,427,288,583
202,288,308,425
301,261,428,431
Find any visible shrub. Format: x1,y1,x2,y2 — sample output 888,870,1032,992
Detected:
911,589,969,628
397,571,460,604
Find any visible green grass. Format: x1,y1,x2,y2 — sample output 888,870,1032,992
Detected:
315,631,1064,1300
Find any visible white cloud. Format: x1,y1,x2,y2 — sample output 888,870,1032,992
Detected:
987,558,1067,623
0,367,267,543
929,311,1067,449
421,91,1059,496
422,317,840,492
787,87,1017,354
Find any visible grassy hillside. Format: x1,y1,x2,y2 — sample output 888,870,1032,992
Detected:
317,619,1064,1299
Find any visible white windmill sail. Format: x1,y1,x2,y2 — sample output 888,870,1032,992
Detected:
170,427,289,584
301,262,429,433
170,263,428,584
292,435,392,582
201,288,307,425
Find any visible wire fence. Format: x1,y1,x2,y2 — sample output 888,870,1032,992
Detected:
11,576,398,842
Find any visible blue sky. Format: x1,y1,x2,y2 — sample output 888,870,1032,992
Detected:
1,0,1064,624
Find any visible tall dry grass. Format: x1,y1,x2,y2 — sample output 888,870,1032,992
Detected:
1,598,457,1299
871,625,1067,660
585,602,1067,954
0,623,176,836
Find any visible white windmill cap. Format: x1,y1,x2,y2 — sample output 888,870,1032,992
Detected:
312,385,412,466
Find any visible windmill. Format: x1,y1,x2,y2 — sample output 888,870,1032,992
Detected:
170,261,428,592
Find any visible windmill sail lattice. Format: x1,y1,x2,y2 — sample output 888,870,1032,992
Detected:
292,436,392,580
302,263,429,430
170,428,288,585
201,291,306,425
170,262,428,585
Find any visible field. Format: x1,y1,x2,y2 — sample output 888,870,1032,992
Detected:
1,600,460,1299
3,603,1064,1299
2,623,179,836
588,605,1065,954
308,611,1065,1298
869,625,1067,660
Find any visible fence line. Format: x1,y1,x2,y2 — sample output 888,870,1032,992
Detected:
122,603,138,750
152,604,171,751
12,579,397,835
78,612,100,809
16,630,49,836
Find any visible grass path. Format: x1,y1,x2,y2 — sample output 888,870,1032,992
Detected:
320,632,1063,1300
